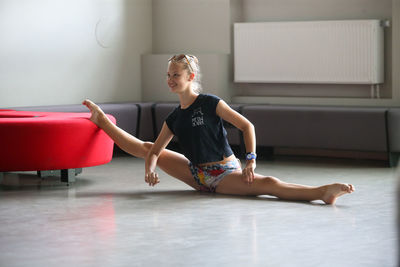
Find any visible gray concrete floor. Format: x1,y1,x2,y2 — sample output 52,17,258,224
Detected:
0,155,398,267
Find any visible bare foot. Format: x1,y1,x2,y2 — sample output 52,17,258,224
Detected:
322,183,355,205
82,99,105,127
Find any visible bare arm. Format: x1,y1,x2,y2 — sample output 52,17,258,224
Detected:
216,100,256,184
145,122,174,186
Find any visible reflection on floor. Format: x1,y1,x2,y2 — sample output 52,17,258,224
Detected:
0,155,398,267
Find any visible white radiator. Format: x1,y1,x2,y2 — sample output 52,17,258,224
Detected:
234,20,384,84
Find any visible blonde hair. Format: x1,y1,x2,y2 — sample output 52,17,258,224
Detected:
168,54,202,93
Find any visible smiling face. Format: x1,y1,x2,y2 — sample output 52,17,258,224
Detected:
167,62,194,94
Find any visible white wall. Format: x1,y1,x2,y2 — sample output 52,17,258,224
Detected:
233,0,400,106
143,0,232,101
242,0,391,22
152,0,230,54
0,0,152,107
148,0,399,106
1,0,398,107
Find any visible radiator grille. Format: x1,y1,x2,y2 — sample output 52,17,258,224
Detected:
234,20,384,84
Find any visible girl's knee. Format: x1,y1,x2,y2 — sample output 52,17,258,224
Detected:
262,176,281,186
143,142,153,150
143,142,154,154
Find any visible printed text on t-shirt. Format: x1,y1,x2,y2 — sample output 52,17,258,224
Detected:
192,108,205,127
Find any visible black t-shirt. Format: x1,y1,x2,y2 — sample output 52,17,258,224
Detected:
165,94,233,165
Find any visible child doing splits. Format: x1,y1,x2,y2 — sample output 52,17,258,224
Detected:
83,54,354,204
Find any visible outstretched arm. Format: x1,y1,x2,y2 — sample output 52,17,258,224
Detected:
145,122,174,186
216,100,256,184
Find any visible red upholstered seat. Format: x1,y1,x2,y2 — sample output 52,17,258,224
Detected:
0,110,116,172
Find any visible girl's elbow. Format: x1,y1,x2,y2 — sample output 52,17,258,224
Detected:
249,122,255,131
239,121,254,133
245,121,255,133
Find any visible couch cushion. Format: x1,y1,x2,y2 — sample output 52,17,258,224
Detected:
152,103,179,143
388,108,400,152
135,102,155,141
242,105,388,152
223,103,242,146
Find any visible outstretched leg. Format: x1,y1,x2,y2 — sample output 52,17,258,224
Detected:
216,172,355,204
82,100,200,190
83,100,149,158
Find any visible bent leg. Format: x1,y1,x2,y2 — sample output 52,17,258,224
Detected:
216,172,354,204
157,148,200,190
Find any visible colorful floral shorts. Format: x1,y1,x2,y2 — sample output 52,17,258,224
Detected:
189,159,241,192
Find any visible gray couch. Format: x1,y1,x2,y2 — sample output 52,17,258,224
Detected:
8,102,400,167
388,108,400,166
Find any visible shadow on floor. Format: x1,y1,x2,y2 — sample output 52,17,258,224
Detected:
0,172,93,191
74,189,335,207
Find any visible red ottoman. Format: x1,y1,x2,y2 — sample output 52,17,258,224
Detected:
0,110,116,183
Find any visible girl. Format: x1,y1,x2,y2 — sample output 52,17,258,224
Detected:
83,54,354,204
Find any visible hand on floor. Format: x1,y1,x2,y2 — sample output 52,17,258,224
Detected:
145,171,160,187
